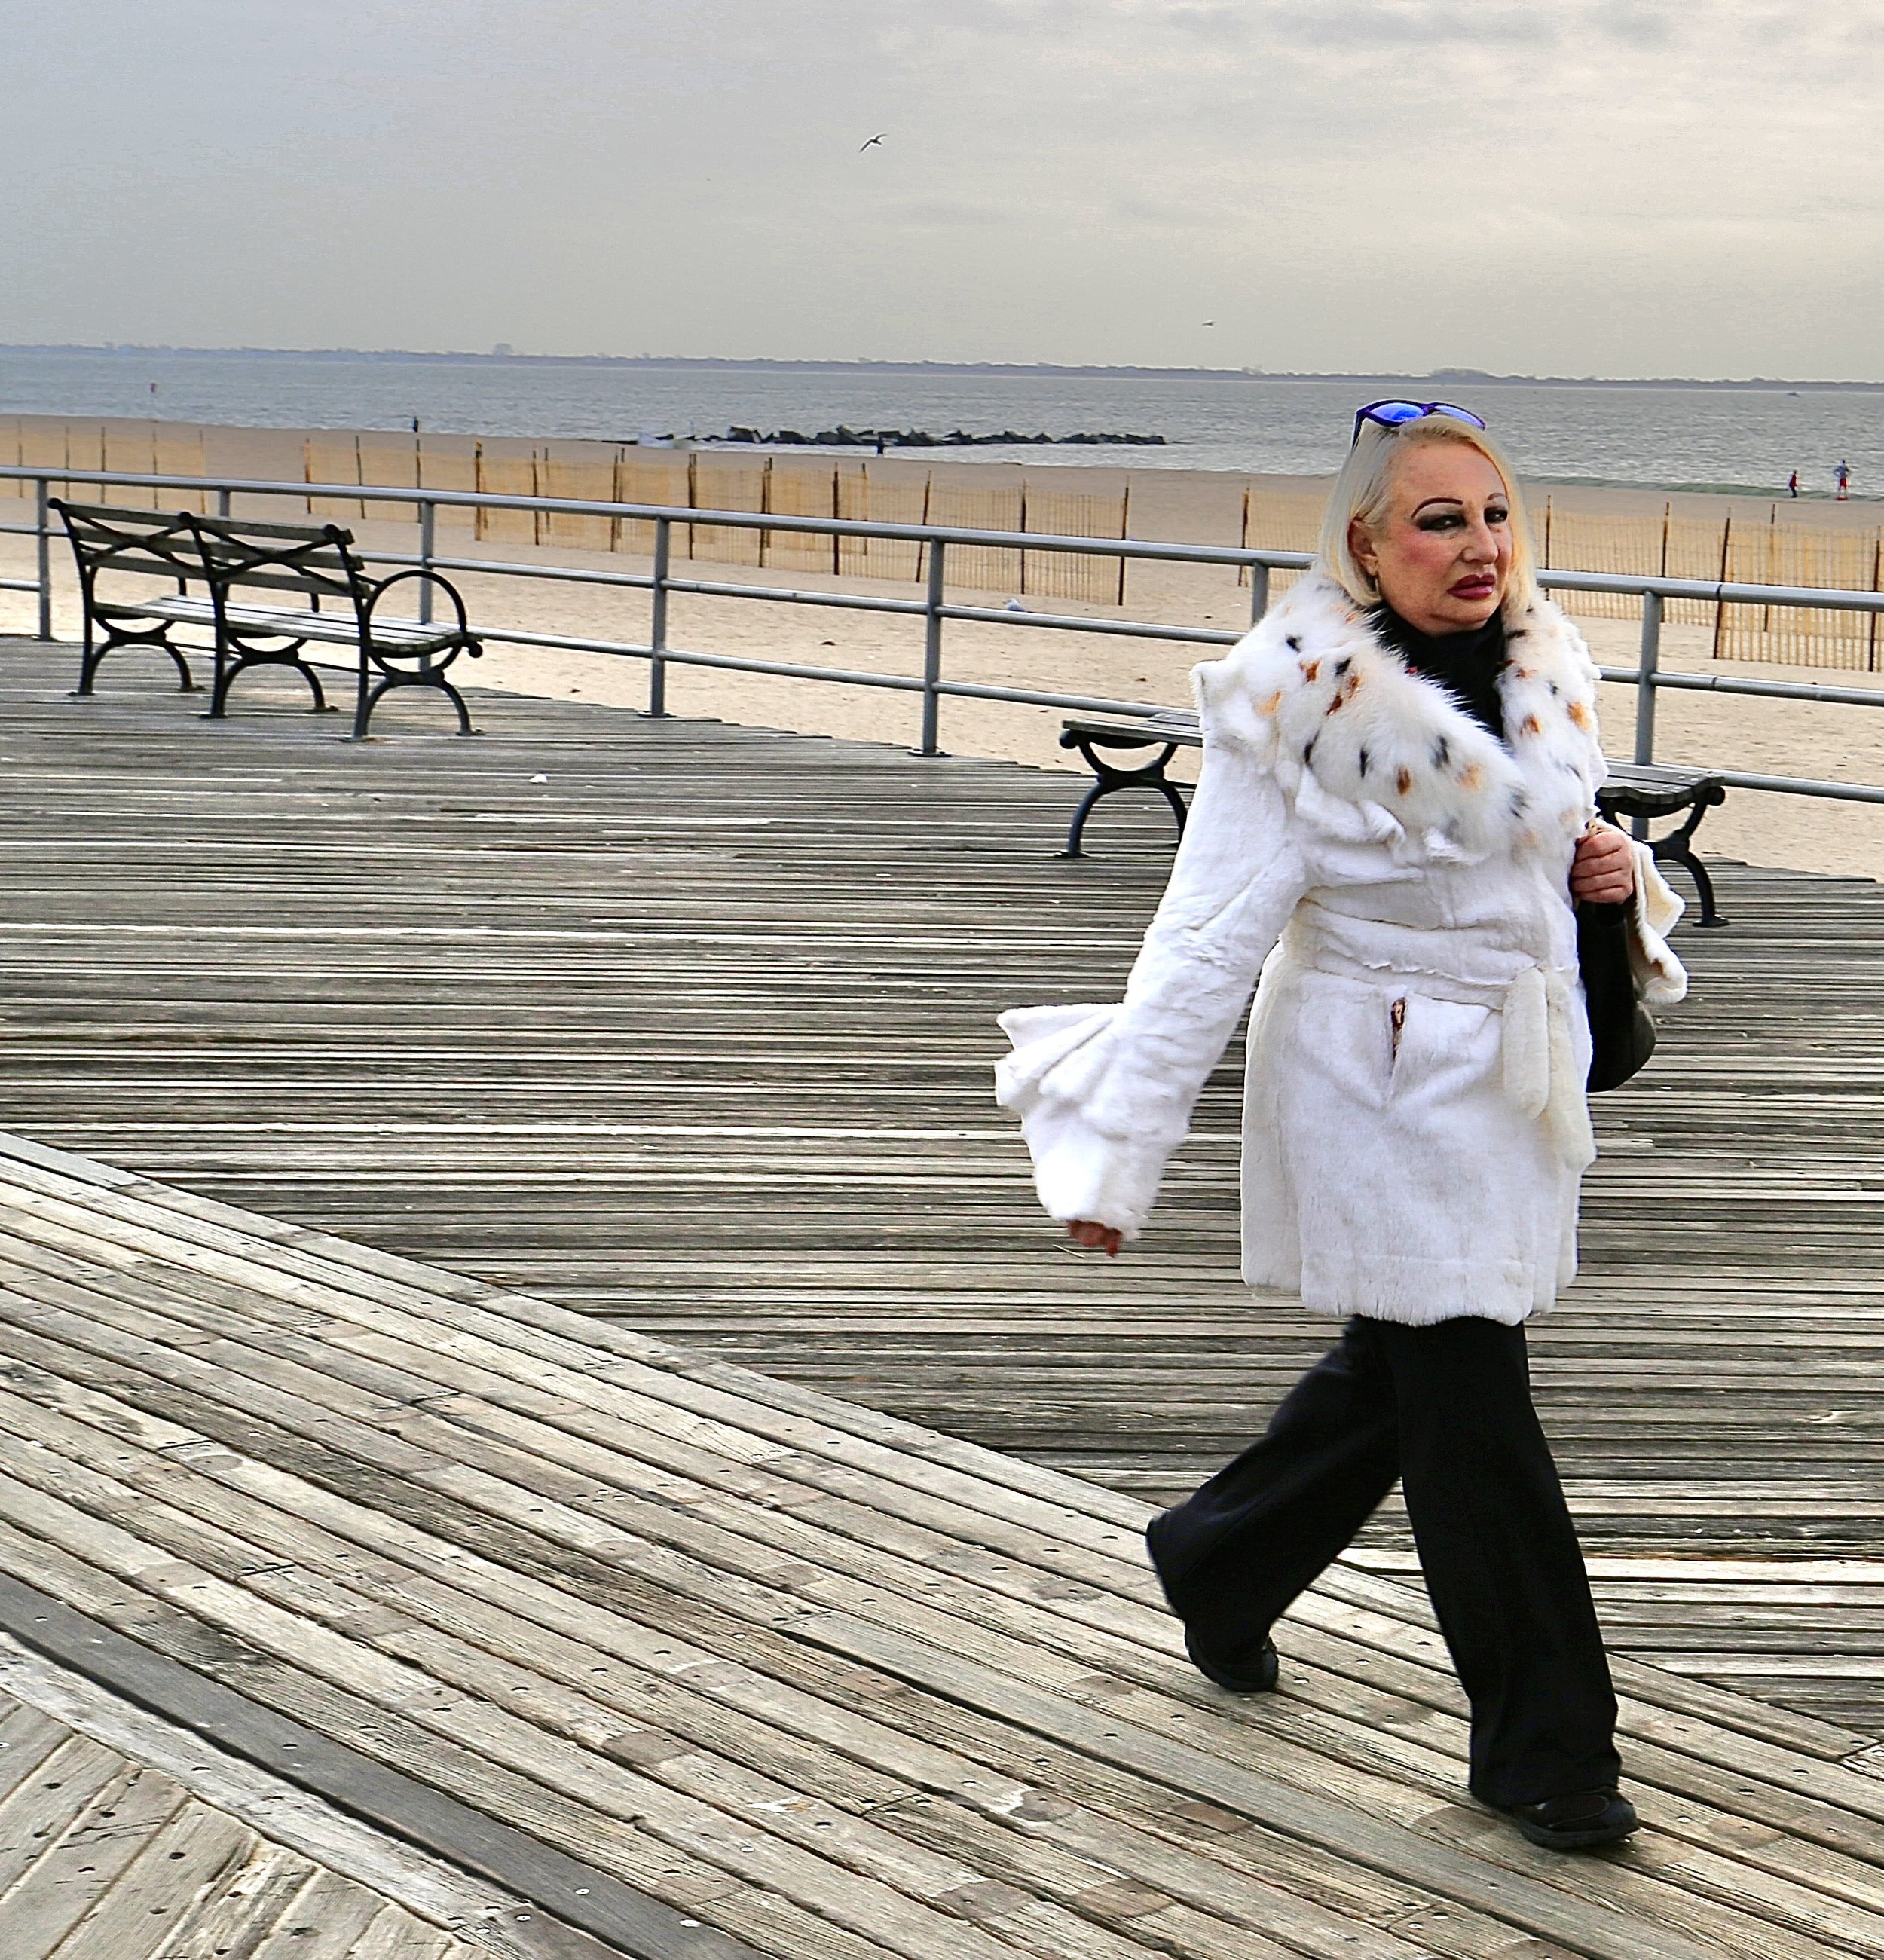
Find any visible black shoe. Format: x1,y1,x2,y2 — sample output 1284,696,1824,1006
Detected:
1492,1788,1639,1850
1143,1512,1180,1600
1145,1515,1282,1695
1185,1632,1279,1696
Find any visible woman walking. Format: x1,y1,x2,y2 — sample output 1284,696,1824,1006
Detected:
996,403,1686,1851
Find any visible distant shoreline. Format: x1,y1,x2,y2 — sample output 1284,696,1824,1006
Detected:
5,343,1884,393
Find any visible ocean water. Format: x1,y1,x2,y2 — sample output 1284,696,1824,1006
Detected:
2,347,1880,499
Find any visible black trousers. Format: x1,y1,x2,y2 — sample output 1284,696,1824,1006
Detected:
1145,1315,1620,1807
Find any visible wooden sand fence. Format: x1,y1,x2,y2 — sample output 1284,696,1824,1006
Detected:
1531,497,1884,670
2,416,1877,665
296,438,1132,605
0,420,210,512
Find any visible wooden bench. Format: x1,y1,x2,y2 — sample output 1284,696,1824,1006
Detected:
54,502,485,740
1059,711,1729,925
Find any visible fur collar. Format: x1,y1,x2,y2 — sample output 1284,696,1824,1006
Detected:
1195,573,1604,861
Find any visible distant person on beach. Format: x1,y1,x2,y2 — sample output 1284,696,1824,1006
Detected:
1837,459,1852,500
1788,470,1800,497
997,402,1687,1853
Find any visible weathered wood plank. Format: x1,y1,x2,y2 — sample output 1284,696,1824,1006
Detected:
40,1801,256,1960
2,1136,1883,1957
0,1754,185,1957
13,1374,1873,1949
0,1646,615,1960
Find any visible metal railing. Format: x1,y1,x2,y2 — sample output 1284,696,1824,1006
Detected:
4,464,1882,806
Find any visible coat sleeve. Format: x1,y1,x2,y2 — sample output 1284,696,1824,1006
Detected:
1624,837,1689,1006
995,735,1308,1238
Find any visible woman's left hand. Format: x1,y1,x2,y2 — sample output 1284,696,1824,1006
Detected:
1571,824,1637,905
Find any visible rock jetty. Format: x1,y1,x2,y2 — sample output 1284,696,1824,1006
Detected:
705,426,1166,449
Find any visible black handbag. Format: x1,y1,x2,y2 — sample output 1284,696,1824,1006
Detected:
1578,900,1656,1091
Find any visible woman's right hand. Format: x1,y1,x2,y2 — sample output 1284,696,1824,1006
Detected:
1572,824,1636,905
1069,1220,1124,1258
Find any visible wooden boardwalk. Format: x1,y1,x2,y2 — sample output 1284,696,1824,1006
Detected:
1,638,1882,1745
0,1692,464,1958
5,1127,1884,1959
0,1655,538,1960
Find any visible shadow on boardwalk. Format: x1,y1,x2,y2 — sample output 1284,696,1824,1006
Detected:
1,637,1882,1741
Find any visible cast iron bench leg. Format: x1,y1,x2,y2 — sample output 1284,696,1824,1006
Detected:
1653,791,1728,928
1057,737,1185,858
353,662,481,741
1612,784,1729,930
439,674,478,736
1654,824,1726,927
75,629,194,697
1060,778,1110,859
1671,846,1724,929
159,637,195,692
1156,777,1189,839
209,646,331,720
75,636,107,698
208,644,236,720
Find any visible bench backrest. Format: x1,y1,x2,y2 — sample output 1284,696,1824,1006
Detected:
54,503,211,589
54,503,373,619
185,512,369,614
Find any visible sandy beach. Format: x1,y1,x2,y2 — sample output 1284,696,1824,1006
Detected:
2,426,1879,880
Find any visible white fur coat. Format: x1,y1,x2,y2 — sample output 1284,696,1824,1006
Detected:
996,574,1687,1326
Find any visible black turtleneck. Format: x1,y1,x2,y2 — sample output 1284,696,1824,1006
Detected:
1371,603,1624,937
1371,604,1508,745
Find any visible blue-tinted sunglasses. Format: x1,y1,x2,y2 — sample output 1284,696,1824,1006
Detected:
1352,399,1488,445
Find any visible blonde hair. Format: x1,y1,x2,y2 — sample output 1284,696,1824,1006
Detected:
1314,413,1539,616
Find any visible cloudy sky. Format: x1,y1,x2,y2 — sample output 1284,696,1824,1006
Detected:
4,1,1880,378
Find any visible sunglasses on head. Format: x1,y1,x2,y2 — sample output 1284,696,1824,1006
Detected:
1351,399,1488,445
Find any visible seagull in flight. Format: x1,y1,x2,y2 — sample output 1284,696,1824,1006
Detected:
859,133,886,151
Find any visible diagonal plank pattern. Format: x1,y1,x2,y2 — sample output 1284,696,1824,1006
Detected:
0,1133,1881,1958
0,1678,497,1960
1,641,1883,1738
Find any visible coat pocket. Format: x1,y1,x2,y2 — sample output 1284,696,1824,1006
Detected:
1387,993,1497,1110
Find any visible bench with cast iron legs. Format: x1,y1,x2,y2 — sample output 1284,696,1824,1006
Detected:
1593,760,1729,928
1058,710,1728,925
54,501,484,739
1057,711,1204,858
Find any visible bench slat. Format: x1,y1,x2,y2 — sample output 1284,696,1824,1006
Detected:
1062,714,1201,746
129,597,458,650
1601,763,1723,793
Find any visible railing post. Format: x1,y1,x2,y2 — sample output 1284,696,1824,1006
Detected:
1633,590,1662,766
916,539,946,757
1248,560,1271,626
216,487,231,519
1631,589,1663,839
417,499,436,625
35,477,52,642
644,516,671,718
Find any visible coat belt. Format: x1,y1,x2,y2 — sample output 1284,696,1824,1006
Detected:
1277,921,1596,1170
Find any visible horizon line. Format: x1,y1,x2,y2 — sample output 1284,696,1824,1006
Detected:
4,342,1883,392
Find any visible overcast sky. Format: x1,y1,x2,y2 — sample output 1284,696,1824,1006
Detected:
4,1,1880,378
